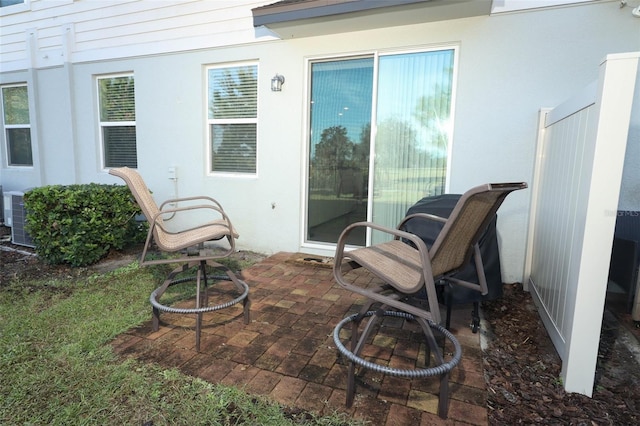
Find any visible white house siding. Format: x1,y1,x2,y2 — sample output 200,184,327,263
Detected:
1,0,639,283
0,0,273,70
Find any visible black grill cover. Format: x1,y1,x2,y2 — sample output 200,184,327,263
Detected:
402,194,503,304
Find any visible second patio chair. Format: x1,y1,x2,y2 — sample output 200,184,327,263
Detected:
109,167,250,351
332,182,527,418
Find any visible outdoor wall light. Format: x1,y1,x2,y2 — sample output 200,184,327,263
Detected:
271,74,285,91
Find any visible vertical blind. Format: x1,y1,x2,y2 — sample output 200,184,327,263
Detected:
371,49,454,243
306,58,373,244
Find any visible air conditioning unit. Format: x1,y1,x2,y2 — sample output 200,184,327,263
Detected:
5,190,35,247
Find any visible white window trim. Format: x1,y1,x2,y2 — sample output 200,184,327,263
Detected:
491,0,596,14
96,72,136,170
0,0,31,16
205,61,259,177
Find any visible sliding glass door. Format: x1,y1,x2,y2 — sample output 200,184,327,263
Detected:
306,48,456,246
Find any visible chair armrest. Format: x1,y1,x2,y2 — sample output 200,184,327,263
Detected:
397,212,447,231
158,195,229,222
334,221,432,286
150,203,235,236
159,195,225,212
156,203,226,218
335,221,429,260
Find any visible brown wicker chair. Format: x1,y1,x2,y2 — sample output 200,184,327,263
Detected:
332,182,527,418
109,167,250,351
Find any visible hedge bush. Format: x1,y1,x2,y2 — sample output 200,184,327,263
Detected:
23,183,147,267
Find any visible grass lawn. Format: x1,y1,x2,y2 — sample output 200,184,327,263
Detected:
0,257,361,425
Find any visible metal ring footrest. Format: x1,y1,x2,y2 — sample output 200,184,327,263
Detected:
150,274,249,315
333,310,462,378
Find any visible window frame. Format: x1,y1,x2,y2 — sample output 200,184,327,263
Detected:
206,61,259,177
96,72,137,169
1,83,33,168
0,0,30,16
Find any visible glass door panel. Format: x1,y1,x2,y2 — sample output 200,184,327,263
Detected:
371,49,455,244
306,57,374,245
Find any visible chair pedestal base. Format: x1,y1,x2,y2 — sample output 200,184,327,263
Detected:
333,310,461,419
150,259,250,351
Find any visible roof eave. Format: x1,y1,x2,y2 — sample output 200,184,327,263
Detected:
252,0,492,39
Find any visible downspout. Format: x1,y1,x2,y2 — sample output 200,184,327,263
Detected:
26,28,44,186
62,24,80,183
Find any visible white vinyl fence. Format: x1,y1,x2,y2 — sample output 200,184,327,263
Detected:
524,52,639,396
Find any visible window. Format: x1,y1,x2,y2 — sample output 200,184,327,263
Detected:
0,0,24,7
207,63,258,174
306,48,456,245
1,84,33,167
97,74,137,168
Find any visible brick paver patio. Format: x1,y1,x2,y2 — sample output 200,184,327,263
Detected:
111,252,488,425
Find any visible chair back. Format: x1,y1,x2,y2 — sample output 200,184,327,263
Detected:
429,183,527,277
109,167,163,234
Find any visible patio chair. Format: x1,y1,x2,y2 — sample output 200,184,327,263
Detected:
332,182,527,418
109,167,250,351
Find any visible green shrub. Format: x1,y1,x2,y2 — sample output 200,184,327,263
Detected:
23,184,147,266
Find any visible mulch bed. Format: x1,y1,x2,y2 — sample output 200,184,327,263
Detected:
482,283,640,424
